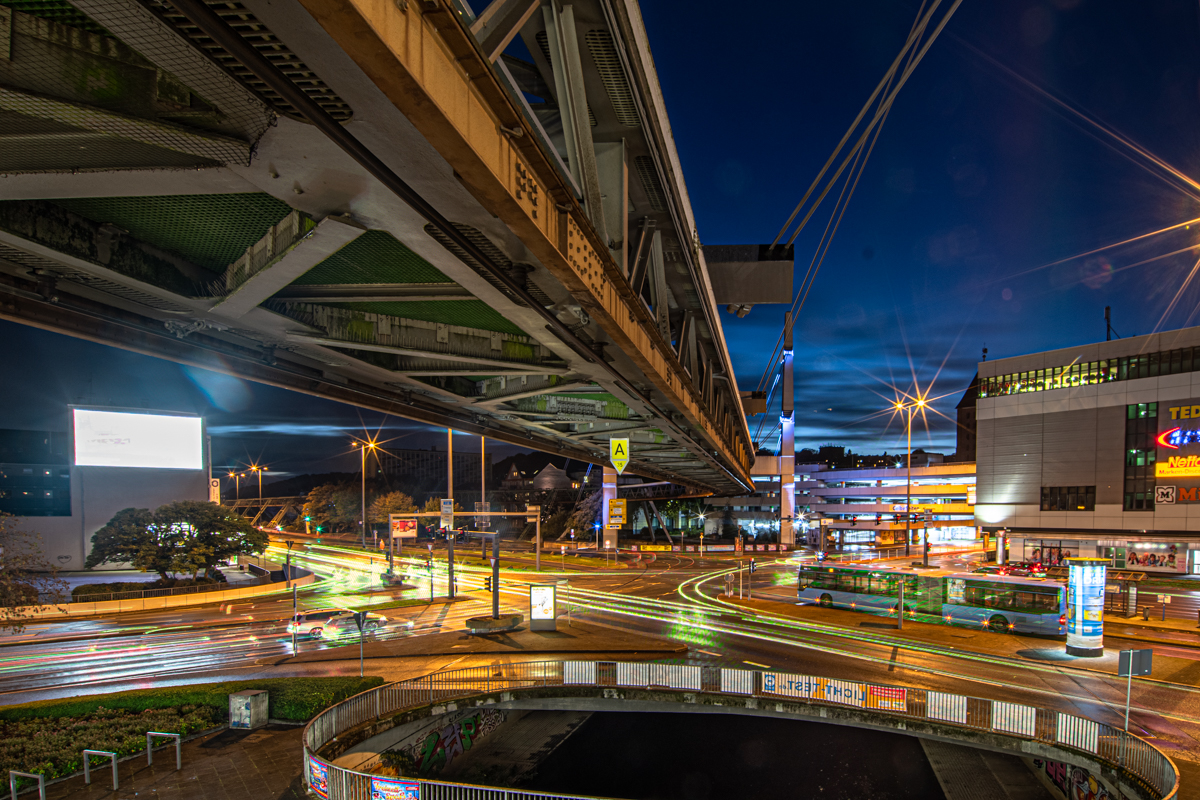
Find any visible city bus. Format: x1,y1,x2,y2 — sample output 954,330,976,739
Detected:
796,564,1066,635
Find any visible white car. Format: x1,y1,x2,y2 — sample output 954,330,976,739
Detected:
287,608,387,639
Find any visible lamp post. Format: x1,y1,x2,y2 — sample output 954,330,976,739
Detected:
249,465,264,500
353,439,378,548
893,397,927,564
229,471,240,501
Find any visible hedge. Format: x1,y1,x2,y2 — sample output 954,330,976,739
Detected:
0,677,384,783
0,676,385,723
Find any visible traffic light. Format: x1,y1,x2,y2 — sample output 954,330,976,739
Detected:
484,576,492,592
749,559,757,574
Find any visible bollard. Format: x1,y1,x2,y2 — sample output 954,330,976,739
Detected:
83,750,118,790
8,771,44,800
146,732,182,770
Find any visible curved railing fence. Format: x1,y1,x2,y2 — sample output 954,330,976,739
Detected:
303,660,1179,800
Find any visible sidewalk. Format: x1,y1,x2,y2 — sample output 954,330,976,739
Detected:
40,725,305,800
276,620,686,665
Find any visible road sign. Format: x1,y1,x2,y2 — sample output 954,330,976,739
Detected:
610,438,629,474
440,498,454,529
608,498,626,524
1158,594,1172,604
526,504,540,523
1118,649,1153,677
351,611,369,631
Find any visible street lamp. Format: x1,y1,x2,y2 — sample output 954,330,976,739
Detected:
893,396,927,565
249,464,265,500
228,471,240,501
352,439,378,548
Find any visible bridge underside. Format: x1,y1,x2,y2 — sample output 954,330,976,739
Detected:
0,0,753,493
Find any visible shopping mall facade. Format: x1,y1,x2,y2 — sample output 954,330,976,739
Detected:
974,324,1200,575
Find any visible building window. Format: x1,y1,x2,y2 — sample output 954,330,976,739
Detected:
978,347,1200,398
1041,486,1095,511
1124,402,1157,511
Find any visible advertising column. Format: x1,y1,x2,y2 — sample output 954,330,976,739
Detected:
1065,557,1108,657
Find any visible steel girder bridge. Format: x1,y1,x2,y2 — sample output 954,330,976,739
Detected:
0,0,754,494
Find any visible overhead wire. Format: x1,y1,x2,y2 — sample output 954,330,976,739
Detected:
753,0,953,410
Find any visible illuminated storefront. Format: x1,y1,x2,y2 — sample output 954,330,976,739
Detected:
972,324,1200,574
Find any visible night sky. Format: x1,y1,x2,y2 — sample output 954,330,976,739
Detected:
5,0,1200,475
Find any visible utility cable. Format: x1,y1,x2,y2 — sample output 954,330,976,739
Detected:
769,0,944,247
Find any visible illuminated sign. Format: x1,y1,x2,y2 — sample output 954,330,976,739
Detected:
370,778,419,800
610,438,629,474
1167,404,1200,420
389,516,417,539
73,409,202,469
530,584,556,630
1156,427,1200,449
1156,455,1200,478
1065,558,1107,657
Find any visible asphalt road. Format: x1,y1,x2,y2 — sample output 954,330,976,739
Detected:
2,540,1199,788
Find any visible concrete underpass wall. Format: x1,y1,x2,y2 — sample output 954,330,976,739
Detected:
317,689,1148,800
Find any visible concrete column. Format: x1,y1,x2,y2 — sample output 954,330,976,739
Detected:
601,465,617,528
780,314,795,547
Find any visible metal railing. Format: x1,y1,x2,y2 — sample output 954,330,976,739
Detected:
302,660,1179,800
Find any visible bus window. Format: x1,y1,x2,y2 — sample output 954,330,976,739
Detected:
810,570,837,590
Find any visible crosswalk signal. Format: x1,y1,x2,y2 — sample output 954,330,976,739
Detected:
484,576,492,592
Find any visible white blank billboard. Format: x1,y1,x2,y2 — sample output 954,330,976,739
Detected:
73,409,203,470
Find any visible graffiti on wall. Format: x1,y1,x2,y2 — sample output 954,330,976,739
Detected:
1033,759,1120,800
382,708,506,776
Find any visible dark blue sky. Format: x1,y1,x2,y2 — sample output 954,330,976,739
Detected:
644,0,1200,454
5,0,1200,473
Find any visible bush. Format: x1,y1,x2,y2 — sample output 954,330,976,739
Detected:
0,676,384,723
0,677,384,782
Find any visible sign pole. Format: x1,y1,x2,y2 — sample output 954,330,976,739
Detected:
898,579,904,630
536,515,541,572
447,532,455,599
291,584,297,655
492,535,501,619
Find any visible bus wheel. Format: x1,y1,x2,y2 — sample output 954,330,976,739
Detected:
988,615,1009,633
819,593,833,608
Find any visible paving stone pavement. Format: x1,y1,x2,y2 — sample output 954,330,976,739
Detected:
33,725,306,800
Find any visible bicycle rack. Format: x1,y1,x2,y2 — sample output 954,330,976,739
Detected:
7,771,44,800
83,749,118,791
146,731,182,770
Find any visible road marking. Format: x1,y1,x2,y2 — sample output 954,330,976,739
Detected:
743,660,771,669
696,650,721,657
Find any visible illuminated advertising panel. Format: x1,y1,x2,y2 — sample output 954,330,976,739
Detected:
389,516,417,539
529,584,556,631
307,757,330,799
370,777,419,800
1065,557,1107,657
73,409,202,469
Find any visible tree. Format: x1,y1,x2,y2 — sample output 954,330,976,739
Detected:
303,482,359,532
86,502,267,580
0,513,67,633
153,501,267,578
86,507,175,579
369,491,417,524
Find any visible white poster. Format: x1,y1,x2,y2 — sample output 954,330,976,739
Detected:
530,585,556,620
73,409,202,469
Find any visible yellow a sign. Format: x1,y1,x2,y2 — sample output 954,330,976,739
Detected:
610,438,629,474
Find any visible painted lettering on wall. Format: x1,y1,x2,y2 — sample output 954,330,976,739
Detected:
1033,759,1117,800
